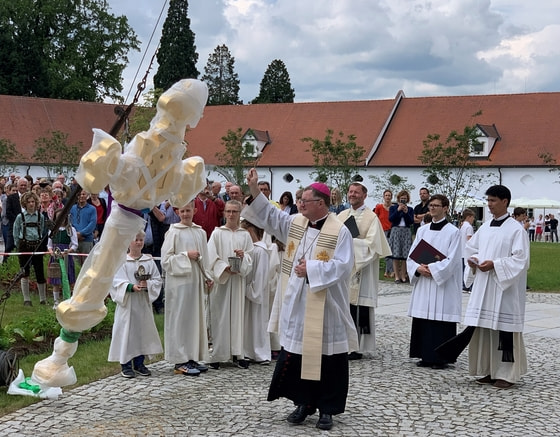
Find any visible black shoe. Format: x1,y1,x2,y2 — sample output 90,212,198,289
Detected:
286,405,316,424
348,351,363,360
316,413,333,430
431,363,448,370
416,360,432,367
121,367,136,378
188,360,209,373
134,364,152,376
237,359,249,369
209,362,220,370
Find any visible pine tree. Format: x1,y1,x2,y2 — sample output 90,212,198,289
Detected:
251,59,295,104
154,0,199,91
201,44,241,105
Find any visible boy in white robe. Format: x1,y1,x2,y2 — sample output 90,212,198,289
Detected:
407,194,462,369
108,231,163,378
241,220,272,364
161,200,214,376
207,200,253,369
464,185,529,389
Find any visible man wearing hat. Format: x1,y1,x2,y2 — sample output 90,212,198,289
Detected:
243,169,358,431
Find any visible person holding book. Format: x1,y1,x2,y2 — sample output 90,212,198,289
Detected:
338,182,391,359
406,194,462,369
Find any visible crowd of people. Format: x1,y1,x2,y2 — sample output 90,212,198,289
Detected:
0,171,533,431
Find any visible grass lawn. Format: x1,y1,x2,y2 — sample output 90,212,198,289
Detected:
0,293,164,417
379,241,560,291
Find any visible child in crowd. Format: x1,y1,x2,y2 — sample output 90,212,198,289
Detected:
161,200,214,376
241,219,272,365
13,192,47,306
47,208,78,308
108,231,163,378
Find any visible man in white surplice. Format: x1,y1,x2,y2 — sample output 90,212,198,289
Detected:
464,185,529,389
337,182,391,359
406,194,462,369
242,168,357,432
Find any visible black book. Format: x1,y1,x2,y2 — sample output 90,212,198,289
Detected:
344,215,360,238
409,238,446,264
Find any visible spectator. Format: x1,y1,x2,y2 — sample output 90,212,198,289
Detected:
535,214,544,241
221,181,233,202
388,190,414,283
87,192,108,240
13,192,47,306
527,216,536,241
258,181,280,208
549,213,558,242
329,187,348,214
5,177,30,257
193,186,225,240
278,191,298,214
374,189,394,278
70,190,97,266
228,185,244,203
413,187,430,235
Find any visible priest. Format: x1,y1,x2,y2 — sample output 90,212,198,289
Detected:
242,169,358,431
337,181,391,359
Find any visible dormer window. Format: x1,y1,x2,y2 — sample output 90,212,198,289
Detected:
470,124,500,157
242,129,271,157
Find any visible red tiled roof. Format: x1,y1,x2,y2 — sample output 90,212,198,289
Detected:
185,99,396,167
0,95,119,163
369,93,560,167
1,92,559,170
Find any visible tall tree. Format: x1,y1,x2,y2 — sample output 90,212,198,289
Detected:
251,59,295,104
303,129,365,198
154,0,199,91
32,131,82,178
0,0,139,102
201,44,241,105
418,112,497,213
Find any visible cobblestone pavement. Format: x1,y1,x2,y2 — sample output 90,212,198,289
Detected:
1,283,559,436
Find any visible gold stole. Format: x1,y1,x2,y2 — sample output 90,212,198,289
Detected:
282,214,342,381
338,208,376,305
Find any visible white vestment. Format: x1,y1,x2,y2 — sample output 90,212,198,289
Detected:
108,254,163,364
244,241,271,362
161,223,212,364
464,217,529,331
337,206,391,355
407,220,463,322
242,194,358,356
464,216,529,382
207,226,253,362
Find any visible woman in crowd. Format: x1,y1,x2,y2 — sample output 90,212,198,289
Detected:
329,187,348,214
278,191,298,214
388,190,414,283
374,189,394,278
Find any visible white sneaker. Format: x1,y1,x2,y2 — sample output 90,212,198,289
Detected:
52,301,60,309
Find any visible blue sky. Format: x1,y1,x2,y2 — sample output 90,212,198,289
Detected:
108,0,560,104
